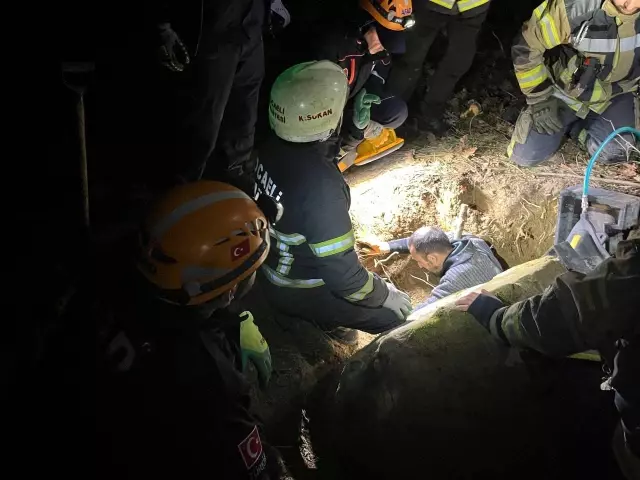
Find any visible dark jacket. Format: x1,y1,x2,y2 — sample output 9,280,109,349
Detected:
468,239,640,457
389,234,503,307
97,287,279,479
253,136,389,307
152,0,267,54
315,23,392,99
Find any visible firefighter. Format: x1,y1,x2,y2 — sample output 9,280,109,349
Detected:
388,0,491,136
154,1,272,185
508,0,639,167
97,181,287,479
254,61,412,343
316,0,415,168
455,237,640,479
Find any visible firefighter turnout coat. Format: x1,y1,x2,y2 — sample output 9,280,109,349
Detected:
513,0,639,117
252,136,389,307
426,0,492,17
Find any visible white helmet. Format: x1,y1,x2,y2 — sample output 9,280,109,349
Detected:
269,60,349,143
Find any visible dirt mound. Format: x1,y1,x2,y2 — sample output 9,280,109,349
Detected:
347,122,639,305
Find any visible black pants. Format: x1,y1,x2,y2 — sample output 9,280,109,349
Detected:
388,7,487,116
172,35,265,183
257,271,404,334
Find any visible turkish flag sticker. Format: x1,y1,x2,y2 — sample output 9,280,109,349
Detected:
237,425,263,469
231,239,251,261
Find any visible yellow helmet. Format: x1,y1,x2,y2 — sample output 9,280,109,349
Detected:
138,181,270,306
360,0,415,31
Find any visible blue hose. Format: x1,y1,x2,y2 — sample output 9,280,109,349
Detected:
583,126,640,196
581,126,640,214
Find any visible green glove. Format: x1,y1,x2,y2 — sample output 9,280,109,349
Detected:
239,311,272,388
353,89,382,130
530,97,564,136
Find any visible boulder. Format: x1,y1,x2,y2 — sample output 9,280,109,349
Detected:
309,257,612,478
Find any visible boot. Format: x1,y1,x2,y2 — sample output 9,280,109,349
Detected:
353,128,405,166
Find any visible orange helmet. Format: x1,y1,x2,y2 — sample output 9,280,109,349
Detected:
137,181,270,306
360,0,415,31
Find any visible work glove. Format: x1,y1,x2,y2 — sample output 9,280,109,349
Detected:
353,89,381,130
530,97,563,136
157,23,190,72
239,311,272,389
363,120,384,139
357,236,390,255
382,282,412,320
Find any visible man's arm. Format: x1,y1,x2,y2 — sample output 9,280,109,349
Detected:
387,237,410,253
415,276,458,309
305,197,389,307
459,273,595,358
512,0,571,104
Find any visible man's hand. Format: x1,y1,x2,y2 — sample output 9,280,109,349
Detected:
382,282,412,320
353,89,381,130
530,97,563,135
357,236,390,255
454,289,493,312
239,311,272,389
157,23,190,72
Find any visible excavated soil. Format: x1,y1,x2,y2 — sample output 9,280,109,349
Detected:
250,121,638,478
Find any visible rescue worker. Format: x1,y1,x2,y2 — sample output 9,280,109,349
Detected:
254,61,412,343
154,1,280,184
388,0,491,136
455,237,640,480
316,0,415,168
508,0,639,166
97,181,287,479
359,226,505,308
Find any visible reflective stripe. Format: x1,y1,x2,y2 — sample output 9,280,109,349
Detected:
276,253,294,275
590,81,604,104
533,1,548,19
515,64,548,89
575,38,617,53
620,34,640,53
308,231,355,257
457,0,490,11
429,0,456,8
261,264,325,288
539,14,562,49
344,271,375,302
152,191,250,238
429,0,489,10
507,138,516,157
269,227,306,245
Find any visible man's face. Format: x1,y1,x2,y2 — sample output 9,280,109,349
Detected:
409,244,444,275
612,0,640,14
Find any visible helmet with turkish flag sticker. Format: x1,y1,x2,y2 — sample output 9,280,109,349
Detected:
138,181,270,306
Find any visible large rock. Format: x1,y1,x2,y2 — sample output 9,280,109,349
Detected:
309,257,614,478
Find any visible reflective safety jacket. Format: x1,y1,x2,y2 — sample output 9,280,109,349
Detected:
513,0,639,117
474,239,640,458
252,136,389,307
427,0,491,17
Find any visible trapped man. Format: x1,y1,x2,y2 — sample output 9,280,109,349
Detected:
361,226,505,308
